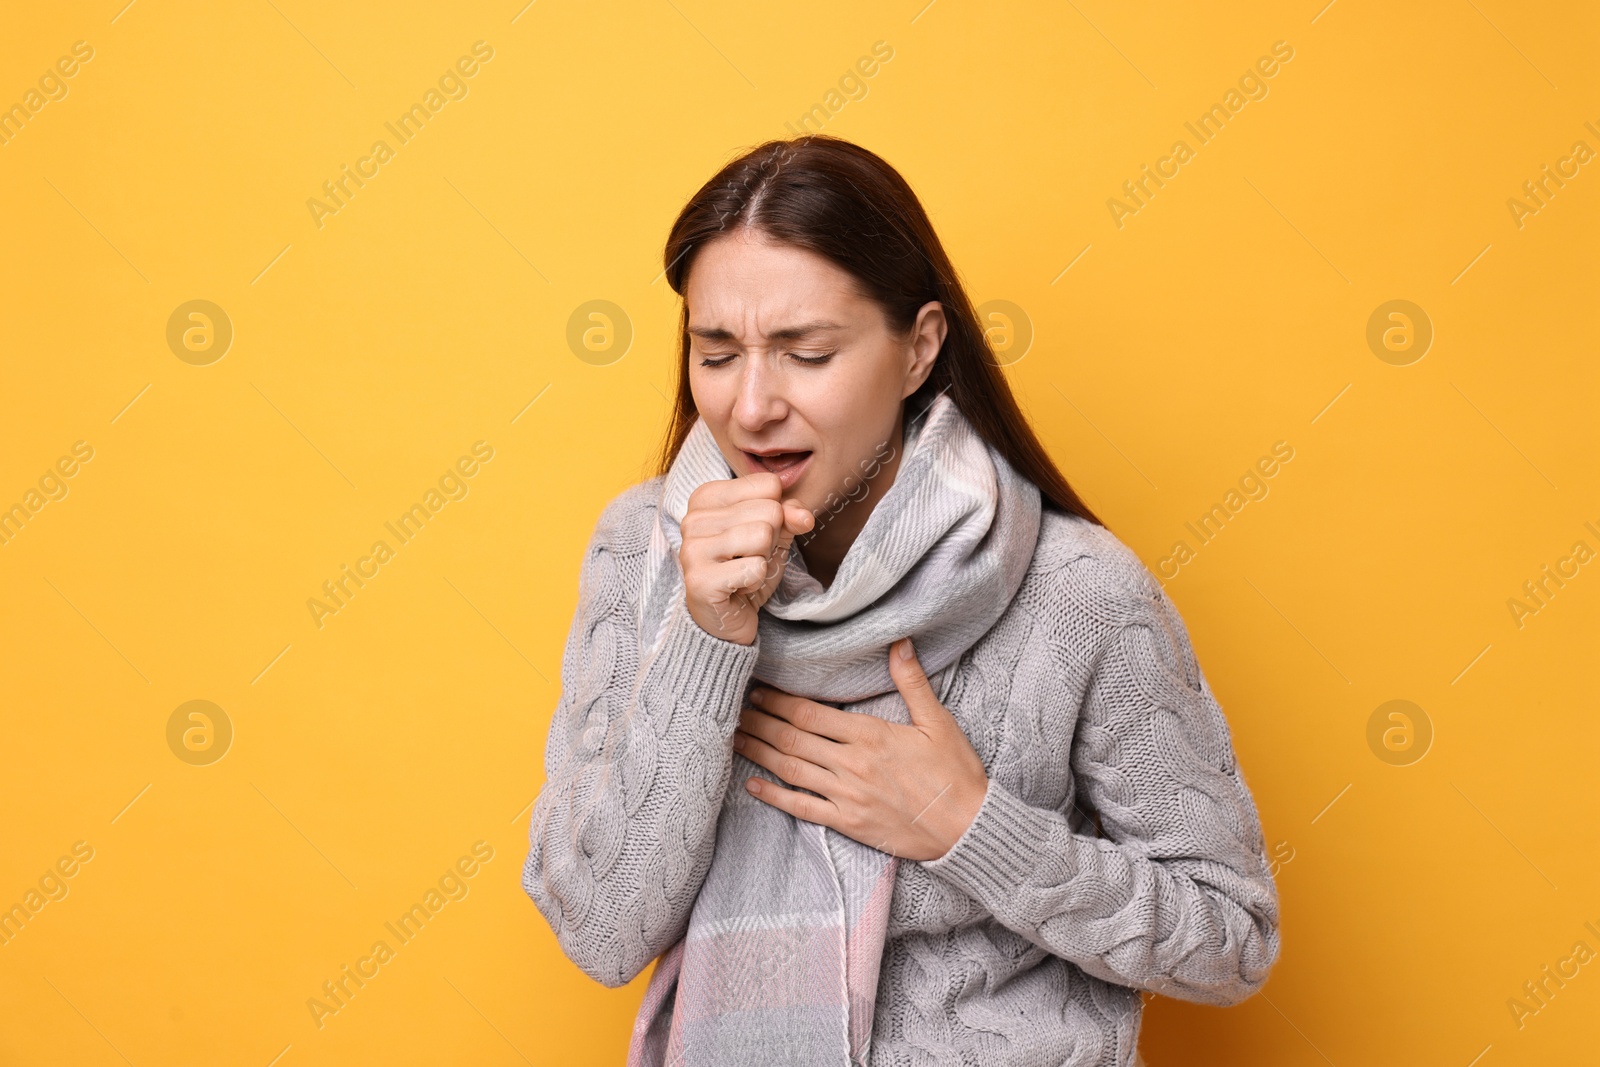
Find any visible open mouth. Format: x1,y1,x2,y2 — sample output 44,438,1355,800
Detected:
742,449,814,488
746,450,811,473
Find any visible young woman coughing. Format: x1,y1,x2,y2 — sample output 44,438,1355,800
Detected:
523,135,1281,1067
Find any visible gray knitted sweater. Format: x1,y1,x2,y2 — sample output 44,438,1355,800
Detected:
523,476,1281,1066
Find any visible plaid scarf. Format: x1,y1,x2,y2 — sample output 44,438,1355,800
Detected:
629,392,1041,1065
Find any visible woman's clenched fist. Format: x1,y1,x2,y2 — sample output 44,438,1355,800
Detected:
679,471,814,646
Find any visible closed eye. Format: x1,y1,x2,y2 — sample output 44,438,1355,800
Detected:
697,350,837,368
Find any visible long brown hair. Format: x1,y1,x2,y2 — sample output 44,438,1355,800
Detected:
653,134,1105,527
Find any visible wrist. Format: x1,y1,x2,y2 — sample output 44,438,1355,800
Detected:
926,772,990,860
687,599,756,646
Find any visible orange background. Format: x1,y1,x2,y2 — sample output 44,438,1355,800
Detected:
1,1,1595,1064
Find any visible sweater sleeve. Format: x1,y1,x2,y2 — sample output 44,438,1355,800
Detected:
921,574,1281,1006
521,489,761,988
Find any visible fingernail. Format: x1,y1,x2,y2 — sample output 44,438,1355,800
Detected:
746,778,762,795
898,637,915,661
731,732,746,751
749,687,764,704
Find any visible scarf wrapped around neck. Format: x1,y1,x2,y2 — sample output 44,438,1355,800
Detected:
628,391,1042,1066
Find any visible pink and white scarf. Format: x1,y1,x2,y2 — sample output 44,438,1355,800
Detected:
628,392,1041,1065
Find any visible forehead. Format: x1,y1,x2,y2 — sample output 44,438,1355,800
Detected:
685,232,873,340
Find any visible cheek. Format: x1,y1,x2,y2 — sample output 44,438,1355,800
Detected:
810,431,874,499
687,364,709,406
805,383,899,473
687,366,729,419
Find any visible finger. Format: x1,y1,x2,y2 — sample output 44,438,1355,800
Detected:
743,774,841,830
733,727,836,795
738,705,845,769
888,637,951,729
768,504,814,573
781,500,816,536
694,518,783,564
681,497,785,543
686,471,783,511
699,557,770,601
749,685,867,744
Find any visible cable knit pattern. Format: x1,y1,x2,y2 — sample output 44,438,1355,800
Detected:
524,476,1281,1066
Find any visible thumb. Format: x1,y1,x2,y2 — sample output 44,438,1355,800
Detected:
755,502,812,602
781,500,815,540
771,501,812,562
889,637,948,727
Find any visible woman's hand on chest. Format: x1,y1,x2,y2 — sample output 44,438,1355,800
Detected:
732,637,989,863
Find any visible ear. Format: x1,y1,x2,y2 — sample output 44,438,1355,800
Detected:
901,301,946,398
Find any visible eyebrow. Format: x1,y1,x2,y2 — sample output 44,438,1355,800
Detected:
686,320,845,343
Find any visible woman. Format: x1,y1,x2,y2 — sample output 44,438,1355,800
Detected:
523,135,1280,1067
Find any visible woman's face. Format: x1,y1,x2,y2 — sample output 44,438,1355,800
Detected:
684,228,945,520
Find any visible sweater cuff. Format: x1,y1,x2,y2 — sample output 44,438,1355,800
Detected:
921,776,1077,905
646,597,761,733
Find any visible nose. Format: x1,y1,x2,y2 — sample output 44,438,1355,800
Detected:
732,351,788,432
